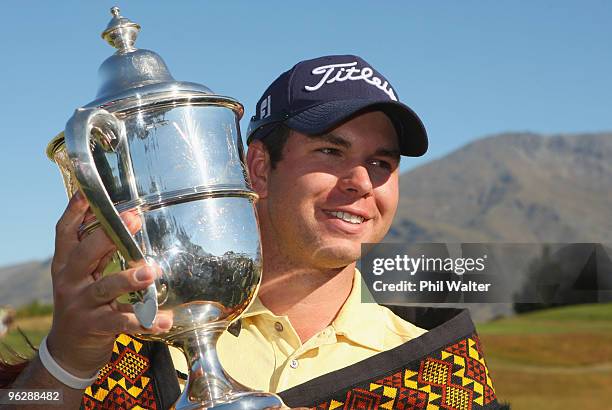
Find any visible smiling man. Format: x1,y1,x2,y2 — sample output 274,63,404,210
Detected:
204,55,502,408
4,55,504,410
205,56,431,393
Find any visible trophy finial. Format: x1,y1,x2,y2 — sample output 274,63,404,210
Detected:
101,6,141,52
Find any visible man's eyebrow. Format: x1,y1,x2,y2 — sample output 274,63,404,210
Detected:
307,133,352,149
307,132,401,159
374,148,401,159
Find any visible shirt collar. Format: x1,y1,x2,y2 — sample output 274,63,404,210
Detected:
240,269,388,351
330,268,388,351
242,295,274,318
227,296,277,337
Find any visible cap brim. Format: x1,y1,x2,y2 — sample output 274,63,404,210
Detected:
285,99,428,157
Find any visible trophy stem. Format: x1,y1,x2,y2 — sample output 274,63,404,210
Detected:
171,323,285,410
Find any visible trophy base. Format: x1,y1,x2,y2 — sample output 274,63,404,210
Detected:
172,391,286,410
169,322,288,410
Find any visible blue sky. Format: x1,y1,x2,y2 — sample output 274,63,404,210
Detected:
0,1,610,267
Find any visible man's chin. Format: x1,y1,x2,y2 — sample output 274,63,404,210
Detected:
310,244,362,269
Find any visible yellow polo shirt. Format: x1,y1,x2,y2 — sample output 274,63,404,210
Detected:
170,270,426,392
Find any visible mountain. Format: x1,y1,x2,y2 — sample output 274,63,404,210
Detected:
0,259,52,307
0,132,610,320
389,132,612,243
384,132,612,320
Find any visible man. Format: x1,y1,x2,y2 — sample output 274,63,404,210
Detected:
5,55,503,409
204,55,429,393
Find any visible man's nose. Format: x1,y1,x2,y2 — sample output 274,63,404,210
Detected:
338,165,373,197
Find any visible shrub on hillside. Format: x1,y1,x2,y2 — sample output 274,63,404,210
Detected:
15,300,53,318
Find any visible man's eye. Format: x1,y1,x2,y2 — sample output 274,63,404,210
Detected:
370,159,392,170
317,147,341,156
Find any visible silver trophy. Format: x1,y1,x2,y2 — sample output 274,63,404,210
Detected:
46,7,284,410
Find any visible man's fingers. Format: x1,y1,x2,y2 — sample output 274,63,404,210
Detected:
92,250,118,281
84,266,157,306
63,211,143,281
52,191,89,271
56,191,89,235
95,310,173,335
110,300,135,313
122,210,143,234
65,228,117,279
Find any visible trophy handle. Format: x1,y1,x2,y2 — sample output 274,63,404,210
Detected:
64,107,158,329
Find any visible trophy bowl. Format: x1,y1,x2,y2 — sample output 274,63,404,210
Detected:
47,7,285,410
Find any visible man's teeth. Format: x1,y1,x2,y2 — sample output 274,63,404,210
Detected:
329,211,365,224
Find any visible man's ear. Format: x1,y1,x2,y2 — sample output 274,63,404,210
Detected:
246,140,270,199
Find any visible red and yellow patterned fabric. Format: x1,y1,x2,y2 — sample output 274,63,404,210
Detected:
78,308,503,410
310,333,497,410
80,334,178,410
278,308,504,409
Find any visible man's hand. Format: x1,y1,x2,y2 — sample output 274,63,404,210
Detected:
46,191,172,378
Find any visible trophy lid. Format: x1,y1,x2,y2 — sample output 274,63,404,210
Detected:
90,7,214,106
102,6,141,51
47,7,244,160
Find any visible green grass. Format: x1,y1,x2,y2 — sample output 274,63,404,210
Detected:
0,316,50,361
478,303,612,335
477,303,612,410
517,302,612,321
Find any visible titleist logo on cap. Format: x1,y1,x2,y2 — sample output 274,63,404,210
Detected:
304,62,398,101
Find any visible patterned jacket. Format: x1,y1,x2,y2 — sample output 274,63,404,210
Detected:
81,307,508,410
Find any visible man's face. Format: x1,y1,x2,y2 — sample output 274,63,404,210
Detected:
257,110,401,269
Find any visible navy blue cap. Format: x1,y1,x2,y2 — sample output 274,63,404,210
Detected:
247,55,428,157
